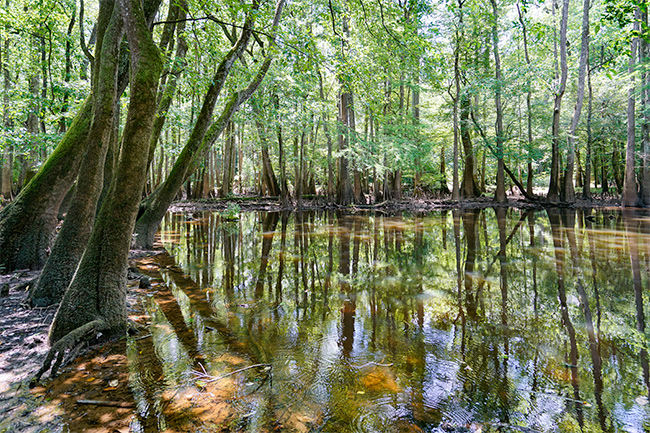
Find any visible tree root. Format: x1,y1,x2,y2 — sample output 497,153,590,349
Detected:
31,319,108,385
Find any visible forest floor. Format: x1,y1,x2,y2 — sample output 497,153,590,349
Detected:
0,193,625,433
0,251,158,433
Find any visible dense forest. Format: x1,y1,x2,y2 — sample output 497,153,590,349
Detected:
0,0,646,376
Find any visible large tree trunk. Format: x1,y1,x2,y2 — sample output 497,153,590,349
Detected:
27,0,124,307
134,0,285,249
0,96,92,272
36,0,163,379
623,9,640,207
563,0,590,203
491,0,506,203
547,0,569,202
0,0,142,273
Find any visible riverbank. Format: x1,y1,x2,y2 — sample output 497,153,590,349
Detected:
168,193,623,215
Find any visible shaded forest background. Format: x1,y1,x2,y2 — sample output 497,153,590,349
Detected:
0,0,647,208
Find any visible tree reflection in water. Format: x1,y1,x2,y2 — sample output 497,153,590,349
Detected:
129,209,650,432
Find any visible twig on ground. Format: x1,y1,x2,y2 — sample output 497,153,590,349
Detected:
191,363,272,383
77,399,135,408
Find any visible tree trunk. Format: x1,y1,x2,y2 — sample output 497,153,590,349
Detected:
220,120,236,196
28,0,124,307
491,0,506,203
146,1,188,169
37,0,163,379
623,9,640,207
337,90,353,205
584,62,593,199
641,9,650,204
0,7,11,199
440,147,450,194
517,1,535,196
547,0,569,202
59,8,76,133
134,0,285,248
252,98,280,196
0,96,92,272
563,0,590,203
452,6,461,201
460,93,480,197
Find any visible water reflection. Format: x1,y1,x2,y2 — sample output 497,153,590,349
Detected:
129,208,650,432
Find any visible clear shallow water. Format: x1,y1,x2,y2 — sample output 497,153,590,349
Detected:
128,208,650,432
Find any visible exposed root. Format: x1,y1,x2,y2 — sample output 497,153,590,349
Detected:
31,319,107,385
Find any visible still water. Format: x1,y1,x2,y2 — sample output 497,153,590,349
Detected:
128,208,650,432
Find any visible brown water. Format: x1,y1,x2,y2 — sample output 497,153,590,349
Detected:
128,208,650,432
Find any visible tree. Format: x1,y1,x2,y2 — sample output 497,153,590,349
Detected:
36,0,163,379
622,7,640,207
133,0,286,249
491,0,506,203
548,0,569,202
28,0,125,307
563,0,591,202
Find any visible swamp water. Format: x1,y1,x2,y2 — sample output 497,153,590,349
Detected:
128,208,650,432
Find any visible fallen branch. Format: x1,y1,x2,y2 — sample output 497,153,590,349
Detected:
191,363,272,383
77,399,135,408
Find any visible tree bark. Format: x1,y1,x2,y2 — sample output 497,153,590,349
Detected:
623,9,640,207
337,90,354,205
490,0,506,203
563,0,590,203
36,0,163,379
0,96,92,272
28,0,124,307
460,93,480,197
452,1,462,200
547,0,569,202
516,1,535,195
640,9,650,204
583,61,593,199
134,0,285,248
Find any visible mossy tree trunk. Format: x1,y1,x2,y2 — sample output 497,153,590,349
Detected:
0,0,139,273
27,0,124,307
36,0,163,379
0,96,92,272
134,0,285,249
